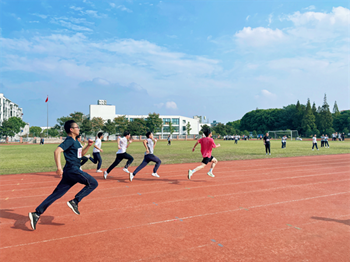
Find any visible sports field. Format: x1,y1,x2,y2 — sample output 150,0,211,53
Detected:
0,153,349,261
0,139,349,175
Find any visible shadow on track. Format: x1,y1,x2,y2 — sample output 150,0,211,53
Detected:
0,209,64,231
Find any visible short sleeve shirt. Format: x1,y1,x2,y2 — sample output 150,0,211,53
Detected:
198,137,216,158
145,138,154,155
93,139,101,153
117,137,128,154
263,136,271,144
59,136,82,169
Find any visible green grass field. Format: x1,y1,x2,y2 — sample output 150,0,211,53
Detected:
0,139,349,175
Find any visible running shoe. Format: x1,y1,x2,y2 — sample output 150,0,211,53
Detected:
123,168,130,174
207,171,215,178
152,173,160,178
103,171,108,180
67,200,80,215
28,212,39,230
96,169,103,173
129,173,134,182
188,170,193,179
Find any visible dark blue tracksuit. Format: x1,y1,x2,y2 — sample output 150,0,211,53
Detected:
35,136,98,216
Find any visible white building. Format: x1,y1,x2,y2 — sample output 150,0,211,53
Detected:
89,100,208,135
0,93,29,140
0,93,23,126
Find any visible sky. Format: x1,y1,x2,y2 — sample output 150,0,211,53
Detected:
0,0,349,127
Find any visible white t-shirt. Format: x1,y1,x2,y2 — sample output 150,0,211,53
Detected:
145,138,154,155
117,137,128,154
312,137,317,143
93,138,101,153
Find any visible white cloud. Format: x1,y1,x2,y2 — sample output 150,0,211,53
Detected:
235,27,284,47
246,15,250,21
285,7,350,26
268,14,272,26
31,13,48,19
154,103,164,108
261,89,276,99
83,10,107,18
109,4,133,12
70,6,83,11
92,78,110,85
303,5,316,11
166,101,177,109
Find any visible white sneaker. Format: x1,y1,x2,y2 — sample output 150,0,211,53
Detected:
188,170,193,179
207,171,215,178
96,169,103,173
103,171,108,180
129,173,134,182
123,168,130,174
269,153,271,155
152,173,160,178
85,154,90,158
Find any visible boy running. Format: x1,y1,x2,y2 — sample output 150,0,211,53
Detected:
28,120,98,230
129,132,161,182
77,135,90,169
104,131,134,179
89,132,104,173
188,128,220,179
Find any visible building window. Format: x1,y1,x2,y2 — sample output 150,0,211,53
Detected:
163,118,171,125
129,118,134,122
172,118,179,125
173,126,179,132
163,126,170,132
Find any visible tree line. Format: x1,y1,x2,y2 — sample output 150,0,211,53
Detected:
205,95,349,137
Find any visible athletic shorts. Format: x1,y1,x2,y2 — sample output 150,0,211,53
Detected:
202,156,214,165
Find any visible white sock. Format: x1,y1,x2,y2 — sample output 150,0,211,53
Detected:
210,168,213,173
192,169,196,173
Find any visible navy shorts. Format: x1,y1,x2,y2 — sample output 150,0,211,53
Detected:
202,156,214,165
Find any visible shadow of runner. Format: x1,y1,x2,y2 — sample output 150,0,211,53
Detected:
0,209,65,231
311,216,350,226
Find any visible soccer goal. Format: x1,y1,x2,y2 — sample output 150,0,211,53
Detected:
268,130,299,140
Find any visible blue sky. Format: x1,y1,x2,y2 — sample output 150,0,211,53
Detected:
0,0,349,127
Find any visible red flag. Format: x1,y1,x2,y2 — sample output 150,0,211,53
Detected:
45,96,48,103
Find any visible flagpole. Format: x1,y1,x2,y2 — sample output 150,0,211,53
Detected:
47,96,48,138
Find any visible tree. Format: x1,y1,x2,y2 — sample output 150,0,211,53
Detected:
102,119,115,140
48,128,59,137
252,130,257,138
0,117,26,138
57,116,73,129
145,113,163,133
333,101,340,116
114,116,129,135
128,118,147,136
186,122,192,135
293,100,304,134
30,126,42,137
91,117,104,135
80,118,92,136
168,121,176,135
213,123,226,136
301,99,316,135
69,112,84,125
317,94,333,133
333,110,350,132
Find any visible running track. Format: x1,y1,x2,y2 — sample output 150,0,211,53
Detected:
0,154,349,261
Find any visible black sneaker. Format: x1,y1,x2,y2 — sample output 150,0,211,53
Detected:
28,212,39,230
67,200,80,215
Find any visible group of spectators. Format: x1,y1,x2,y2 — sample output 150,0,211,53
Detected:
332,132,345,141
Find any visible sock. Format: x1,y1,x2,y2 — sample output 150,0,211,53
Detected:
192,169,196,173
210,168,213,173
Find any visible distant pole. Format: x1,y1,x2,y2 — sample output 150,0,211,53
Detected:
47,100,48,138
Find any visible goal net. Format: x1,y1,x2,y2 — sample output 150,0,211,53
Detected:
268,130,299,140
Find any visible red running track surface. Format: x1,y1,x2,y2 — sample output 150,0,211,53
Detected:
0,154,349,262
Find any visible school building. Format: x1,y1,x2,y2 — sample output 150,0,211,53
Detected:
89,100,208,136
